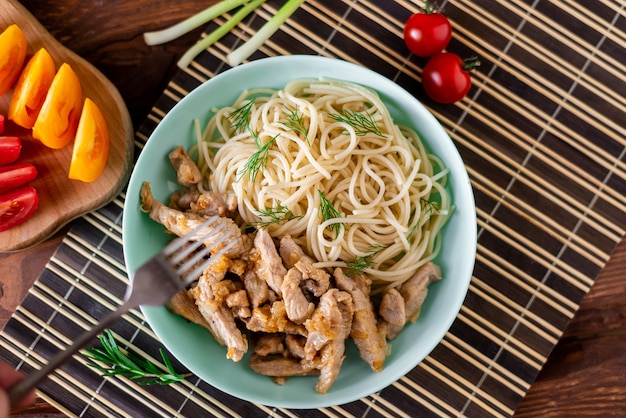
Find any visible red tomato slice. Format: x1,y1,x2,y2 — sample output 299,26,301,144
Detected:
0,115,5,134
0,163,37,193
68,98,110,182
0,186,39,232
0,24,28,95
0,136,22,166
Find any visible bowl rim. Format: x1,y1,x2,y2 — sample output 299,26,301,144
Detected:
123,55,477,409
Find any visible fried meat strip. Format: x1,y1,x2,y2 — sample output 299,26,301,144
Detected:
188,255,248,362
281,268,315,324
251,229,287,297
383,262,442,340
171,189,238,218
311,289,354,394
249,354,320,378
140,182,251,258
334,268,387,372
168,145,202,187
279,235,330,297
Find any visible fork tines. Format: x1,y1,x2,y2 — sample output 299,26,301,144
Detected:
162,216,236,286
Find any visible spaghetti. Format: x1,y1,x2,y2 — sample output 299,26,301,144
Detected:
193,79,451,292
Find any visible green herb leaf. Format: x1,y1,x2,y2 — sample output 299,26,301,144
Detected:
328,108,385,137
237,133,279,182
254,203,303,228
82,330,190,386
279,105,309,143
345,244,387,275
318,190,344,236
227,99,255,132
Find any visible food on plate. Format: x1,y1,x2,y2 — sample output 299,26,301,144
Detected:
33,63,83,149
68,98,110,182
0,162,37,193
403,0,452,58
421,52,480,104
141,79,451,392
0,136,21,165
9,48,56,129
0,24,27,95
0,186,39,232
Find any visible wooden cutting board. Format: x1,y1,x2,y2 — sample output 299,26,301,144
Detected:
0,0,134,252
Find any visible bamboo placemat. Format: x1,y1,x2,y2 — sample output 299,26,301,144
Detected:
2,1,625,417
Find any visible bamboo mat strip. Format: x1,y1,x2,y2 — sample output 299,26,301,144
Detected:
1,1,625,417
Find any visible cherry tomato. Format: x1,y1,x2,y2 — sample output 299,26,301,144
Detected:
0,136,22,165
68,98,110,182
32,62,83,149
0,163,37,194
0,24,28,95
0,186,39,232
403,2,452,57
9,48,57,129
422,52,480,104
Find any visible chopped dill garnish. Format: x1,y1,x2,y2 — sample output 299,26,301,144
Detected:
227,99,255,132
254,204,303,228
328,109,385,137
318,190,344,236
345,244,387,275
279,105,309,143
83,329,190,386
237,133,279,182
407,199,441,242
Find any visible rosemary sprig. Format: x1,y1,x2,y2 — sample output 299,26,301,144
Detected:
345,244,387,275
227,99,255,132
237,133,279,182
328,109,386,137
318,190,344,236
279,105,309,143
82,330,190,386
254,203,303,228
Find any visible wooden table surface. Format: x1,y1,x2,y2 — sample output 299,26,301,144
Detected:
2,1,625,416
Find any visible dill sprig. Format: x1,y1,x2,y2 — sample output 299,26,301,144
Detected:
237,133,279,182
318,190,344,236
345,244,387,275
328,109,386,137
279,105,309,143
82,330,190,386
254,204,303,228
227,99,255,132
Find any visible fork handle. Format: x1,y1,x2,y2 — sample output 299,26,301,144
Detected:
8,303,130,407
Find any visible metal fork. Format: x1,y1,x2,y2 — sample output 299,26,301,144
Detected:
8,216,236,406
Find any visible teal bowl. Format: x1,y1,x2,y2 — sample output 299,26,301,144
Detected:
122,55,476,408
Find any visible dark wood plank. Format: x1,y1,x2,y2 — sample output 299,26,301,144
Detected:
2,1,625,416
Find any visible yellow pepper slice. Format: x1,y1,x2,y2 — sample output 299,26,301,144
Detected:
0,24,28,95
68,98,110,182
32,63,82,149
8,48,56,129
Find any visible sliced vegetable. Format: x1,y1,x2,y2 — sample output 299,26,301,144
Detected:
0,136,21,165
32,63,83,149
68,98,110,182
0,163,37,194
421,53,480,104
9,48,57,129
0,24,28,95
0,114,4,134
403,1,452,58
0,186,39,232
227,0,306,66
143,0,305,68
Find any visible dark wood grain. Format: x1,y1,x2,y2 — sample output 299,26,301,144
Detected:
1,1,625,416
